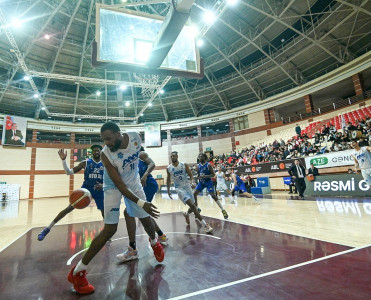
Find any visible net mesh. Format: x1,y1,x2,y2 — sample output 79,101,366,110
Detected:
133,73,160,99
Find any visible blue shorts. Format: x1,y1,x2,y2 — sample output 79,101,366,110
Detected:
233,183,247,193
196,180,215,194
81,183,104,211
143,177,158,202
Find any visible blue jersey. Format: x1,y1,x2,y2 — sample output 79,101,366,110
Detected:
83,158,104,187
235,174,244,186
198,162,211,182
138,159,153,179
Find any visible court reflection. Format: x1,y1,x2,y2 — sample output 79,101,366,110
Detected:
316,198,371,217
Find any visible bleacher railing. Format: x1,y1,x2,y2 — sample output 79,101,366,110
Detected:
281,90,370,124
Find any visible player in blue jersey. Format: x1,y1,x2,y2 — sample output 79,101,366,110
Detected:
116,147,168,263
37,145,104,241
231,170,259,203
192,153,229,219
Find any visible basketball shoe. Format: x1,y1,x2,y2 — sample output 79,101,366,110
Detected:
205,224,213,234
150,239,165,262
67,266,95,294
253,196,259,204
116,246,138,263
37,228,50,241
158,234,168,246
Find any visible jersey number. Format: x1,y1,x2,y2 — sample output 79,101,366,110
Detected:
130,163,135,170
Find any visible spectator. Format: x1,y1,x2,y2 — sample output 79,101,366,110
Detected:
308,163,319,176
295,124,301,137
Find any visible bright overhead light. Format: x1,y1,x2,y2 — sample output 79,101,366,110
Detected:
227,0,238,5
44,34,50,40
160,89,165,94
148,102,153,107
96,91,101,96
33,94,39,98
140,113,144,116
187,25,198,37
203,11,216,25
12,18,22,28
125,101,130,107
197,39,204,47
77,118,81,121
24,75,30,81
41,107,45,110
120,84,127,90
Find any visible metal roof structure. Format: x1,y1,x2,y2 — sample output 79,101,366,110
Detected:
0,0,370,124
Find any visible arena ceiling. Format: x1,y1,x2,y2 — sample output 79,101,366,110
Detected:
0,0,370,124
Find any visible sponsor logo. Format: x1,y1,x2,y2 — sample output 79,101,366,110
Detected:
117,152,123,159
310,157,328,166
314,178,369,192
279,163,285,170
122,150,140,169
110,208,119,212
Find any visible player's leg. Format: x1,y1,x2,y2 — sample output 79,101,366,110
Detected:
90,188,104,220
145,179,168,245
38,205,74,241
207,182,228,219
185,199,213,233
116,208,139,263
361,168,371,188
67,188,121,294
239,183,259,203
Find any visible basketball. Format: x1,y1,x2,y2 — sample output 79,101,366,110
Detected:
69,188,91,209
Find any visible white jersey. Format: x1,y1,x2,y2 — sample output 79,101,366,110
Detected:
216,171,226,185
353,147,371,169
102,132,142,190
167,162,190,188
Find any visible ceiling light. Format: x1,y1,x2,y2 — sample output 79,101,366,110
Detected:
12,18,22,28
140,113,144,116
96,91,101,96
24,75,30,81
203,11,216,25
227,0,238,5
120,84,127,90
77,118,81,121
41,107,45,110
33,94,39,98
160,89,165,94
148,102,153,107
125,101,130,107
44,34,50,40
197,39,204,47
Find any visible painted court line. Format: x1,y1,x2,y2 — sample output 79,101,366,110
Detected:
66,232,220,265
0,227,33,253
168,243,371,300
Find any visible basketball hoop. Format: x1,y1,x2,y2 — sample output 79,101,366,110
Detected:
133,73,160,99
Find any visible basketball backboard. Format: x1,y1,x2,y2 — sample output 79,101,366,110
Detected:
93,4,204,79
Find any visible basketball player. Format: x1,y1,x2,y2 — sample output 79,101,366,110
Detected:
351,140,371,188
166,151,213,233
67,122,163,294
215,166,234,203
231,170,259,203
37,145,104,241
194,153,229,219
116,147,168,263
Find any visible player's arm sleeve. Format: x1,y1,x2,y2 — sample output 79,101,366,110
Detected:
101,152,143,203
62,159,74,175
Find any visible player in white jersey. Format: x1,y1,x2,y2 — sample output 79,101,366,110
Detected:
166,151,213,234
215,166,234,203
67,122,163,295
351,140,371,187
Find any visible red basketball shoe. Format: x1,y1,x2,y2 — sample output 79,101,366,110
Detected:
67,266,95,294
150,239,165,262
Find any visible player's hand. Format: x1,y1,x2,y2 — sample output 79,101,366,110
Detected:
191,183,196,189
94,183,103,190
292,175,296,179
141,175,147,187
143,202,160,218
354,169,358,173
167,191,173,200
58,149,67,160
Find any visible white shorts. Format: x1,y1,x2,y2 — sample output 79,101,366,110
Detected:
361,168,371,185
216,182,228,191
176,185,195,205
103,172,149,224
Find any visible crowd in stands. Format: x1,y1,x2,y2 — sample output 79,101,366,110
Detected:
210,117,371,169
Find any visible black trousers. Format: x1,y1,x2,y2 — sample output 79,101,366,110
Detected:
289,183,296,193
295,178,306,197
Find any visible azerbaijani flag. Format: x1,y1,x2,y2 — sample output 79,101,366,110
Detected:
5,116,14,130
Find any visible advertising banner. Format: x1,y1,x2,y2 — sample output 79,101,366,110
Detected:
144,123,161,147
304,150,354,169
2,116,27,147
305,173,369,197
231,158,305,175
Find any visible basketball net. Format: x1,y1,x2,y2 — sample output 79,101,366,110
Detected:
133,73,160,99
